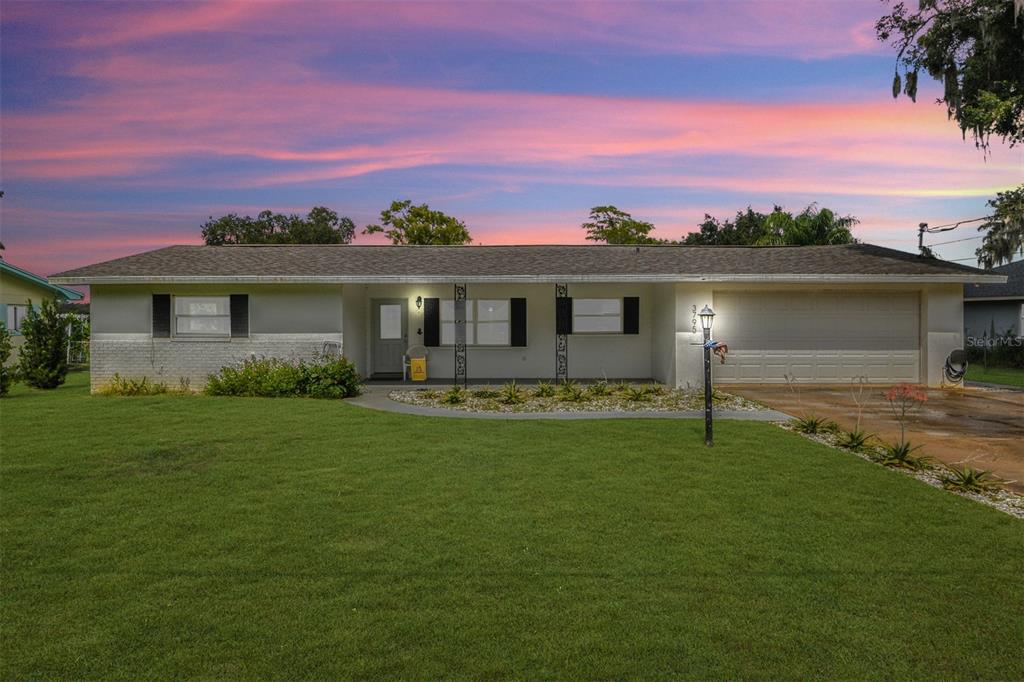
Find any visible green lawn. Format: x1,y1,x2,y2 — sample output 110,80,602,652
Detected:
2,373,1022,680
966,364,1024,388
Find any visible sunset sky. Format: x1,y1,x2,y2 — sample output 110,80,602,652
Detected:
2,0,1021,279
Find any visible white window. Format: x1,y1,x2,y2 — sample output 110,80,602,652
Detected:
6,304,30,333
573,298,621,333
441,299,509,345
174,296,230,337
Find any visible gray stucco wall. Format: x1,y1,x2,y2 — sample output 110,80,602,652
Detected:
964,300,1022,339
89,284,343,391
350,283,661,381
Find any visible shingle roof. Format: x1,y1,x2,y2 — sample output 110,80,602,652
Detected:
1,260,84,299
964,260,1024,299
50,243,1004,284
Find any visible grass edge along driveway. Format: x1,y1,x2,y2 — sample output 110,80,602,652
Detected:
966,363,1024,388
2,372,1022,680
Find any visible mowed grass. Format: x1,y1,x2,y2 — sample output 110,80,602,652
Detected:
966,364,1024,388
2,373,1022,680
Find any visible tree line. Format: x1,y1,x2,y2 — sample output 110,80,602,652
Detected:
201,200,861,248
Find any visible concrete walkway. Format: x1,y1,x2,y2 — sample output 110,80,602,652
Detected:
349,386,790,421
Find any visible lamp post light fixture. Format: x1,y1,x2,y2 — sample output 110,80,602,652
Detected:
415,295,423,311
699,305,715,447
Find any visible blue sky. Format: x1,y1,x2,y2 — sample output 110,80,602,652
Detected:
1,0,1020,277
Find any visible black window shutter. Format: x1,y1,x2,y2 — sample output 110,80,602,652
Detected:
152,294,171,338
230,294,249,338
623,297,640,334
423,298,440,346
510,298,527,346
555,297,573,335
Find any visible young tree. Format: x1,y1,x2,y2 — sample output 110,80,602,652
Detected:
17,298,70,389
876,0,1024,150
975,184,1024,267
0,323,13,397
581,206,660,244
363,200,472,245
201,207,356,245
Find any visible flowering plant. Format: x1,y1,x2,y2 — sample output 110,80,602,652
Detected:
884,383,928,445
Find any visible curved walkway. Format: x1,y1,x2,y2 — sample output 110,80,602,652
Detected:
349,387,790,421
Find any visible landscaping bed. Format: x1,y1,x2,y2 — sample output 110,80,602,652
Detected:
388,381,766,413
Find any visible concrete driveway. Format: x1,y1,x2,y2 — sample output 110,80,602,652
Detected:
729,384,1024,493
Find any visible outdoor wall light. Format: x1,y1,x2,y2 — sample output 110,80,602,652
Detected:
415,296,423,311
699,305,715,332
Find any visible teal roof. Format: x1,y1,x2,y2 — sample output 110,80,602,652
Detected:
1,260,84,300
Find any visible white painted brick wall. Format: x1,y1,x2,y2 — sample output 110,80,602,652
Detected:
89,333,343,392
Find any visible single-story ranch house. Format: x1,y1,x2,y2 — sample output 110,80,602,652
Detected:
50,244,1005,391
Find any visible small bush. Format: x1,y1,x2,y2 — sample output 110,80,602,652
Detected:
441,385,467,405
643,383,666,396
587,381,613,397
836,429,874,451
0,324,13,397
940,465,1003,494
205,356,361,399
533,381,556,398
419,389,439,400
792,415,838,434
97,374,169,396
874,440,932,471
500,380,526,405
17,298,70,389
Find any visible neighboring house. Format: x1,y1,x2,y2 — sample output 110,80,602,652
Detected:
50,243,1004,391
1,259,85,359
963,260,1023,340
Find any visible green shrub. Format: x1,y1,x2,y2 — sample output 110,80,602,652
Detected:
792,415,838,435
533,381,556,398
500,380,526,405
587,381,613,397
643,383,666,396
940,465,1003,494
205,356,361,399
0,324,13,397
97,374,169,396
441,385,467,405
874,440,932,471
17,298,70,389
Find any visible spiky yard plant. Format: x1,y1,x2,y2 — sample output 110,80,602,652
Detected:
940,465,1004,495
792,415,838,435
836,429,874,451
874,440,932,471
622,385,651,402
499,380,526,405
587,381,613,397
557,380,588,403
533,381,556,398
441,385,467,405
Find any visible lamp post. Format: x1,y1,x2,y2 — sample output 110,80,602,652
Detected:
699,305,715,447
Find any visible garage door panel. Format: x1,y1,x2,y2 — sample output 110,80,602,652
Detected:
714,292,920,383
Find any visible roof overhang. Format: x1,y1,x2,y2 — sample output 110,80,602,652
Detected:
50,273,1009,285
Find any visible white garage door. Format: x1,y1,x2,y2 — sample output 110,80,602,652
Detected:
713,291,920,383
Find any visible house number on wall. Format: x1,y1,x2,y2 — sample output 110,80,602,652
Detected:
691,305,698,333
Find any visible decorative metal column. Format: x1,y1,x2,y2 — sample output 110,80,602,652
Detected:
555,282,568,383
703,324,713,447
454,283,468,388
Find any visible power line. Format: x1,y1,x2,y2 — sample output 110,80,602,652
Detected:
922,215,991,233
927,234,985,247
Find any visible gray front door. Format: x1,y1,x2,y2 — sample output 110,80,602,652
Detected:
372,299,407,376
